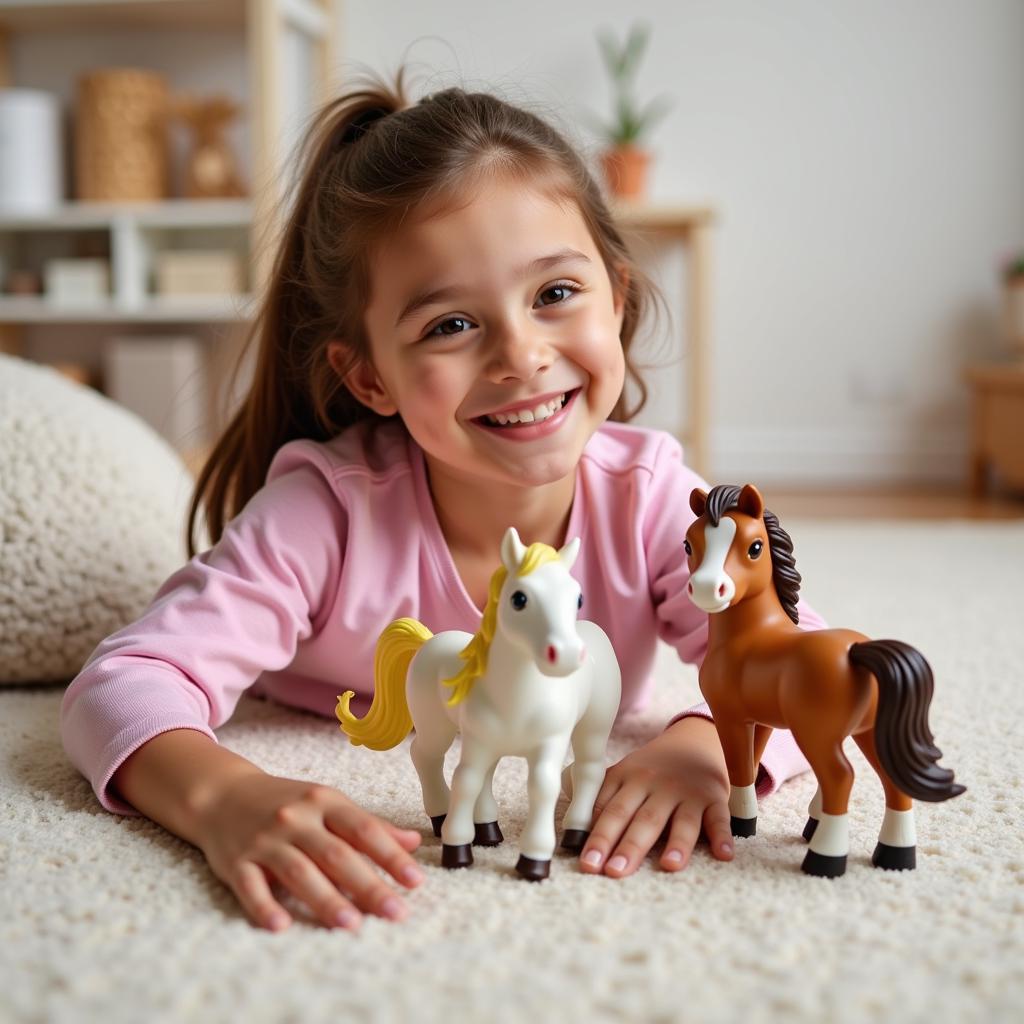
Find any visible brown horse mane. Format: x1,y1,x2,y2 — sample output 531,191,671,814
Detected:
703,484,802,624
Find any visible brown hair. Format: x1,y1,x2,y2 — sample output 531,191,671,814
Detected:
187,68,664,556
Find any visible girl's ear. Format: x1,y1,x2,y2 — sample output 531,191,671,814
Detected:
327,341,398,416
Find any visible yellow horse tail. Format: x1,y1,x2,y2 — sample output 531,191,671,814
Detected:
336,618,433,750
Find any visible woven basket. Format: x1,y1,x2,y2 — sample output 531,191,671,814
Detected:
75,69,169,201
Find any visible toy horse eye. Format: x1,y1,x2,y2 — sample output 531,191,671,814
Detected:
511,590,528,610
684,539,693,556
577,593,584,610
748,540,764,559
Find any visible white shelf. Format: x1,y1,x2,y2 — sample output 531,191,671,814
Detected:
0,199,253,231
0,1,247,32
0,294,255,323
1,200,255,322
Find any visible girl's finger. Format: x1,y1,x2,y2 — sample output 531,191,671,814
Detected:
325,807,425,891
600,795,676,878
578,780,645,875
230,860,292,932
258,844,364,930
295,827,411,922
385,823,424,852
588,770,624,827
701,802,735,861
659,809,703,872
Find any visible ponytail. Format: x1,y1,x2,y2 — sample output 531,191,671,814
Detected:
186,73,410,556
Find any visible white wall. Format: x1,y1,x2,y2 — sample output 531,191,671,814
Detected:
342,0,1024,485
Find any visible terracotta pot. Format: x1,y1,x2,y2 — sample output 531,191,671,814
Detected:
600,145,651,200
1006,276,1024,361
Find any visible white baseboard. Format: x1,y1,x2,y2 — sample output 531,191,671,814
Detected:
710,427,969,487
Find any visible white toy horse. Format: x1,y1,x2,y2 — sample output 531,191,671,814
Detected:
336,527,621,880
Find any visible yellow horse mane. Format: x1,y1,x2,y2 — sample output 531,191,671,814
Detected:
444,541,560,706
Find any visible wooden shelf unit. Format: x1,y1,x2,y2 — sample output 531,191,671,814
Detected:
0,1,340,331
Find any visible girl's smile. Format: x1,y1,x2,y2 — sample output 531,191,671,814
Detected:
470,386,582,442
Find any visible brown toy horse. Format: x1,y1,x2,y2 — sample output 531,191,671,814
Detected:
684,483,964,877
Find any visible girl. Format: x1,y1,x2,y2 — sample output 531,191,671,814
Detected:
61,71,823,934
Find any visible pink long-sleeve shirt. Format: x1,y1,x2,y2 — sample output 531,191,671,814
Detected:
61,420,824,815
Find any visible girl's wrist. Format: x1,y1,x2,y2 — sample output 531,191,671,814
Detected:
662,714,727,767
113,729,263,846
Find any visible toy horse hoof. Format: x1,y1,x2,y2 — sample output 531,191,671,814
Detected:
430,814,446,838
560,829,589,854
473,821,504,846
730,816,757,838
515,855,551,881
441,843,473,869
801,850,847,878
872,843,916,871
802,817,819,841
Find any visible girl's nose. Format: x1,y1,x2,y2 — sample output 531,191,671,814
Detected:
486,320,552,382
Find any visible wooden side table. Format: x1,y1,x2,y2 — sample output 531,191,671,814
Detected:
613,203,716,478
966,364,1024,496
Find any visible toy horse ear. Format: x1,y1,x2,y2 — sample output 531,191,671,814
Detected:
689,487,708,517
501,527,527,572
557,536,580,571
738,484,765,519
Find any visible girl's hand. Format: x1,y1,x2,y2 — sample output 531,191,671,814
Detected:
579,716,734,877
193,771,425,932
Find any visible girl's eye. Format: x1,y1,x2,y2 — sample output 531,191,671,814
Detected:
427,316,474,338
536,282,577,305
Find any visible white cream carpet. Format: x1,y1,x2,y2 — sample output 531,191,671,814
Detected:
2,519,1022,1023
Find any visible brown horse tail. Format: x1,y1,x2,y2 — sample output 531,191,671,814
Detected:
849,639,965,802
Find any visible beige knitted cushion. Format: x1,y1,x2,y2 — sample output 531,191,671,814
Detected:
0,355,192,683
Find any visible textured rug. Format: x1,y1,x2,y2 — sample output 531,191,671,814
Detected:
2,518,1022,1023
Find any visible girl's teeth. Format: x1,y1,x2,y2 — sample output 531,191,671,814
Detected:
485,393,566,427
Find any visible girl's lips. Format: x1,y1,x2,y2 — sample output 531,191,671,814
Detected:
471,388,581,442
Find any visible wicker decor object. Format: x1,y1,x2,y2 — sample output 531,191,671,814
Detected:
75,69,169,201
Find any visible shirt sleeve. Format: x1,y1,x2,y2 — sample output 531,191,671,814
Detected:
643,437,828,794
59,461,347,814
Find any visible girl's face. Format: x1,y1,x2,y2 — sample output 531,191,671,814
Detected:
350,175,627,492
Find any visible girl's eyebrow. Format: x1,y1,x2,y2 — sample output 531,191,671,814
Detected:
394,247,591,327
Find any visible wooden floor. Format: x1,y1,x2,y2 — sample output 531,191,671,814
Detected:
766,486,1024,520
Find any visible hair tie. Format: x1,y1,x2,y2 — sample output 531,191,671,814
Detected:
340,106,391,145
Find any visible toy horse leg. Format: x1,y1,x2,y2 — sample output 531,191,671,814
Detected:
472,763,504,847
852,731,916,871
409,719,457,840
803,785,823,841
517,738,568,881
714,719,758,837
800,743,855,878
560,728,608,853
441,737,495,870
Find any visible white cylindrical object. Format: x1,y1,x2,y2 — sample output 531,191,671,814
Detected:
0,88,64,212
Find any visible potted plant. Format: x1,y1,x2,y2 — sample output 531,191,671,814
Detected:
593,22,672,201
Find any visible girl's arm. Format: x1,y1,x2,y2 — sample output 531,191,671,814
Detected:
63,457,422,930
112,729,424,932
61,461,345,814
